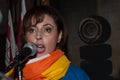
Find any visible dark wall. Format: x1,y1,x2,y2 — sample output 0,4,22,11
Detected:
0,34,6,72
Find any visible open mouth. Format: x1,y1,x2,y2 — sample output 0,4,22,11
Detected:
36,44,45,53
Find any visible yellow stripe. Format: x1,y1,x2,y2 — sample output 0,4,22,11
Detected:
42,55,71,80
2,68,14,80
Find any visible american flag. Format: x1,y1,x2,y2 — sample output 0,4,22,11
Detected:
5,10,18,66
16,0,26,48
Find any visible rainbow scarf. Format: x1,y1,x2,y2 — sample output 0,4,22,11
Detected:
22,49,71,80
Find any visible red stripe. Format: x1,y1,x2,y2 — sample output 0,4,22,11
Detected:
7,25,13,61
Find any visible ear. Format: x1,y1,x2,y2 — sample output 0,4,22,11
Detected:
57,31,62,43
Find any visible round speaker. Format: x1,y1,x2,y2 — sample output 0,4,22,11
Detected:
78,16,111,44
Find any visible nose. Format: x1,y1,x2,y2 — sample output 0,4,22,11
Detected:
36,31,42,40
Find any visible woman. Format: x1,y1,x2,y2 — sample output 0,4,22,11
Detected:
20,5,90,80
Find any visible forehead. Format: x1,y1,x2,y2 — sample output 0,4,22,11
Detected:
31,14,56,26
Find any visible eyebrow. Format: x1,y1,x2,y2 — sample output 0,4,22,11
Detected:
43,23,56,28
30,25,36,27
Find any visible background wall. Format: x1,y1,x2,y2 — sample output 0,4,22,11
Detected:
0,0,120,79
98,0,120,78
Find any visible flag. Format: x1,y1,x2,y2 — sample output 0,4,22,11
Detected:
16,0,26,48
5,10,18,66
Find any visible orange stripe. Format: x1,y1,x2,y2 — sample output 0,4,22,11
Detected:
22,49,64,80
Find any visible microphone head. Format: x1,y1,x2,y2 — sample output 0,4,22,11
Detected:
23,42,37,56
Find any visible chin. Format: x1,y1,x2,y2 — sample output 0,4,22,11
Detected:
36,52,47,57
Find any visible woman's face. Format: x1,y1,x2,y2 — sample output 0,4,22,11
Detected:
25,15,62,57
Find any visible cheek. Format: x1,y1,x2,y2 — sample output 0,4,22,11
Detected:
45,35,58,49
25,35,35,42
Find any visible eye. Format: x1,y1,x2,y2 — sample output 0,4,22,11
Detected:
45,27,52,33
27,28,36,33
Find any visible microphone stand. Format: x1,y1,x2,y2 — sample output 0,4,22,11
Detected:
17,64,22,80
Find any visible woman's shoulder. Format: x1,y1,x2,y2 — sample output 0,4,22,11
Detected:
69,64,86,72
61,64,90,80
69,64,89,76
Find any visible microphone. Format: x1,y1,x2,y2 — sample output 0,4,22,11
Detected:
5,42,37,73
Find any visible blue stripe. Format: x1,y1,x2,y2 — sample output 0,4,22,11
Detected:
61,64,90,80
